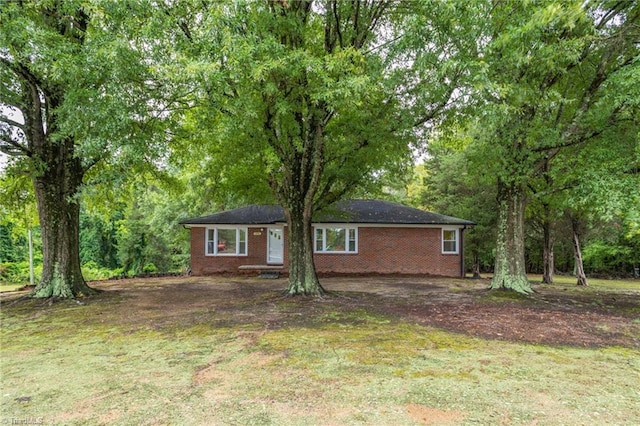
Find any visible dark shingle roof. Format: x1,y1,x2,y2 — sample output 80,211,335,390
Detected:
319,200,475,225
181,205,284,225
181,199,474,226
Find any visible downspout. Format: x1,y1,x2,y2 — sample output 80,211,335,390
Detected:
460,226,466,278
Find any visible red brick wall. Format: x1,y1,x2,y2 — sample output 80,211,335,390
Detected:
313,227,461,276
189,226,462,277
189,227,269,274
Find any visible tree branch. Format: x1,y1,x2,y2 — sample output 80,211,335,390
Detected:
0,114,26,132
594,1,627,30
0,134,31,157
332,0,344,49
163,6,193,42
412,82,458,128
0,57,46,96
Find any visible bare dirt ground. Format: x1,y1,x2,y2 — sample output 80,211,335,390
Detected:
3,275,639,348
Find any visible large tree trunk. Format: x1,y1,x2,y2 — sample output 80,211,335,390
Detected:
271,110,327,296
284,201,324,296
30,138,96,298
489,182,532,294
571,217,588,287
541,211,555,284
3,3,96,299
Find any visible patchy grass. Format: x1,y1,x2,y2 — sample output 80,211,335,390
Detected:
528,274,640,290
0,283,26,293
1,276,639,425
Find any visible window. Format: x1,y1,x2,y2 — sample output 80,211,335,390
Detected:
442,228,458,254
314,227,357,253
206,227,247,256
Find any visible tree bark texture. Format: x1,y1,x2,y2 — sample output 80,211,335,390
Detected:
284,203,325,296
489,182,532,294
30,137,96,298
265,90,327,296
571,217,589,287
277,111,326,296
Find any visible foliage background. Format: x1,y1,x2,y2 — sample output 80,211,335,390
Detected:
1,0,638,285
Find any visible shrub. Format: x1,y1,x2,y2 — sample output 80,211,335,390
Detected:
142,263,158,274
583,240,634,276
0,261,41,284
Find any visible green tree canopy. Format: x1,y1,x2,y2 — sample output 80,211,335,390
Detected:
165,0,487,295
469,0,639,293
0,1,179,297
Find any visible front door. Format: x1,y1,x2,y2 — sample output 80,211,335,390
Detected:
267,228,284,264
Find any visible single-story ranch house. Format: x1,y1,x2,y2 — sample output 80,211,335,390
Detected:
181,199,474,277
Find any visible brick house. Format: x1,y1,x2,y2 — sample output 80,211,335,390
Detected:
181,199,474,277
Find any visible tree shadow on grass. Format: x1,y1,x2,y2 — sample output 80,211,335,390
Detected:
2,276,638,348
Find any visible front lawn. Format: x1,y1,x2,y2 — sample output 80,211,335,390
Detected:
1,276,638,425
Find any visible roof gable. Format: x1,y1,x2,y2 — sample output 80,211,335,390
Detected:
180,199,474,226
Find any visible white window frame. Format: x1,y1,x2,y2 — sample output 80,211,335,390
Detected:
205,227,247,256
442,228,459,254
314,226,358,253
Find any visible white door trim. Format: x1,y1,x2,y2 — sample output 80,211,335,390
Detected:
267,227,284,264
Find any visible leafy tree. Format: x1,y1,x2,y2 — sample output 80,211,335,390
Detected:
556,121,640,284
115,182,188,276
79,212,120,270
472,0,639,293
0,223,19,264
170,1,405,295
0,162,40,282
583,224,639,277
171,0,484,295
251,1,409,295
0,2,171,297
411,130,496,278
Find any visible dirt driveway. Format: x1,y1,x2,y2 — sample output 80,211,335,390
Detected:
4,275,639,348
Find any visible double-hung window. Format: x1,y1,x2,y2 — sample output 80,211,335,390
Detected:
442,228,458,254
206,227,247,256
314,227,357,253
